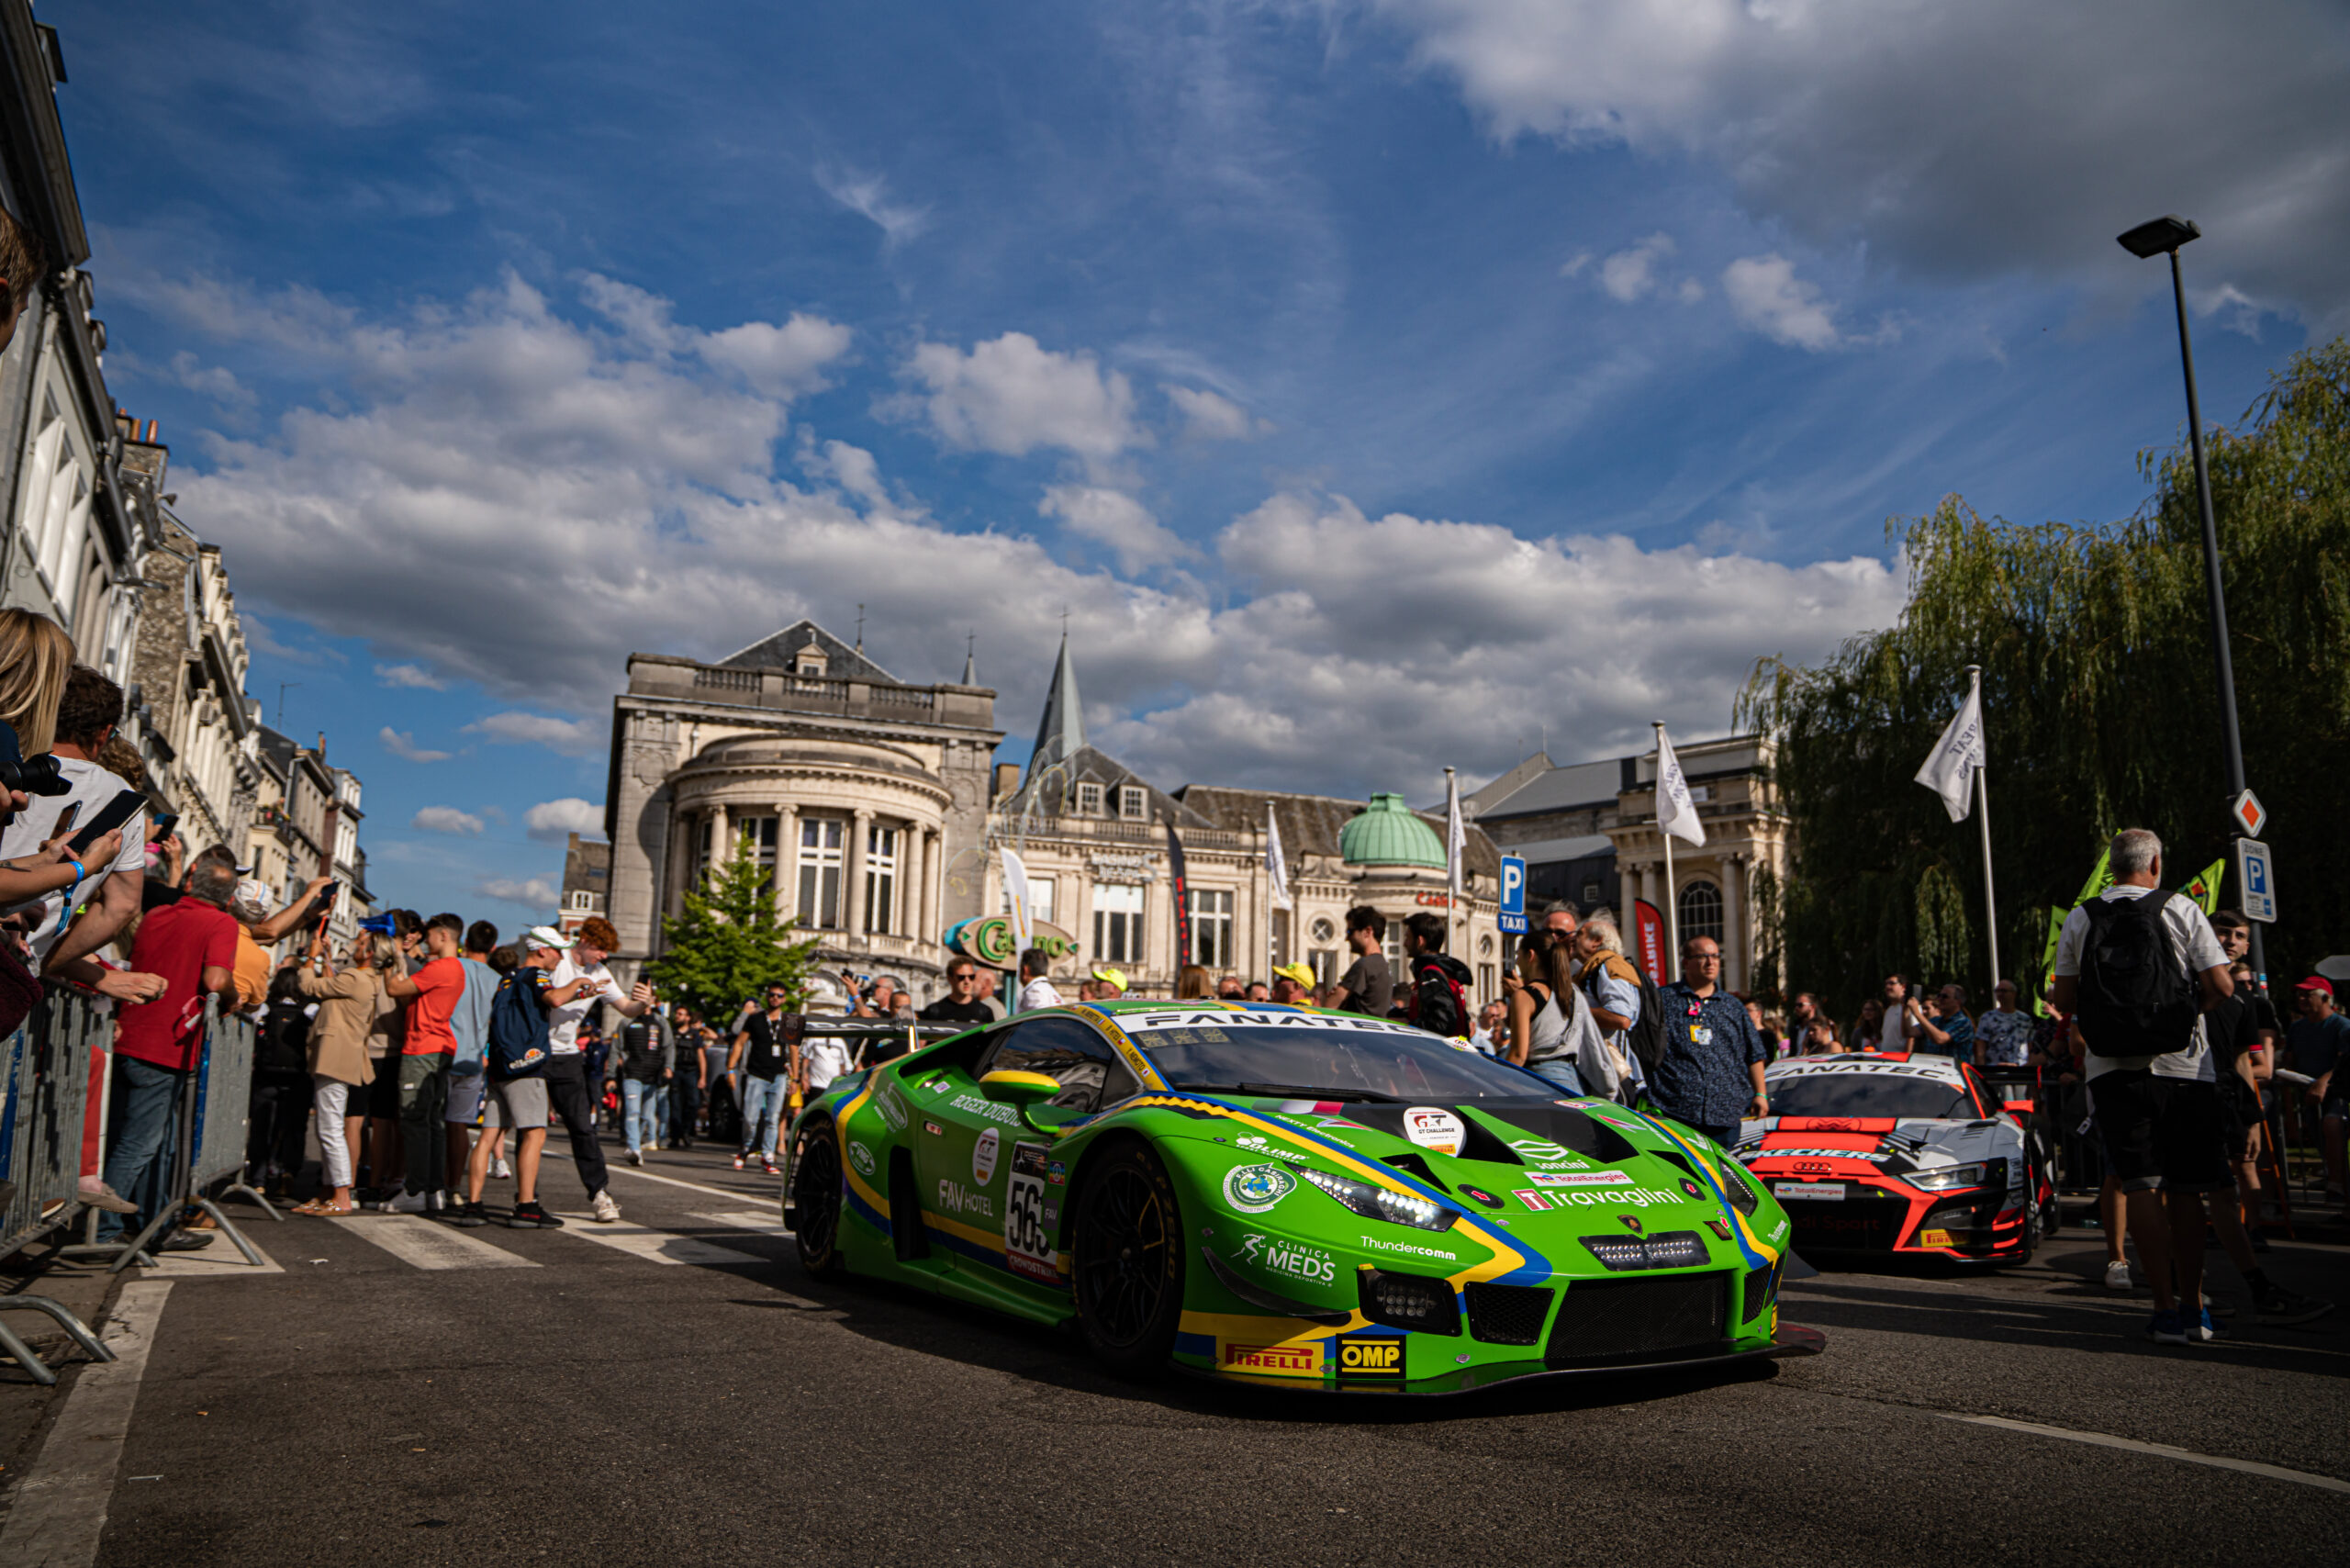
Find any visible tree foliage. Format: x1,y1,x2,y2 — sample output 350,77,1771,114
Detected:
644,831,821,1019
1741,337,2350,1024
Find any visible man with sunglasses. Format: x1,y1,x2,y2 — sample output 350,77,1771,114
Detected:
729,982,796,1174
919,959,997,1025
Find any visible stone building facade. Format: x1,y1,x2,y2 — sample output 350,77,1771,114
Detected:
603,621,1004,993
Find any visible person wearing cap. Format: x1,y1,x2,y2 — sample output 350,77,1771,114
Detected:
1270,962,1314,1005
464,926,605,1228
1091,965,1128,1001
2288,976,2347,1212
542,916,652,1223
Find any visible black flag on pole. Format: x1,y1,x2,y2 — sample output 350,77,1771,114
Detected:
1165,814,1191,969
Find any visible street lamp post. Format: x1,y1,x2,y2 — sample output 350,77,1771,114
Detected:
2117,214,2267,989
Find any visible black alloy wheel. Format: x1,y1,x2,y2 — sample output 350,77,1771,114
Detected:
1071,1143,1184,1375
792,1119,845,1276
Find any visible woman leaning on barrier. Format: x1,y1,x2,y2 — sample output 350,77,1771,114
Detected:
0,610,132,925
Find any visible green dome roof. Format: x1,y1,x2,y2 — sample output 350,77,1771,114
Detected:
1339,792,1446,868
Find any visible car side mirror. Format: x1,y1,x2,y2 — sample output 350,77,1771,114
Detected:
978,1070,1060,1106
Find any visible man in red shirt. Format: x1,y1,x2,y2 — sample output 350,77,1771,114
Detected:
98,861,241,1243
381,912,468,1213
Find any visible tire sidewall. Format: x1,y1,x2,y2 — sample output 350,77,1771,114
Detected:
1072,1140,1185,1375
793,1118,845,1276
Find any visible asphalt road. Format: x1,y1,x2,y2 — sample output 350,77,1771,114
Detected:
7,1140,2348,1568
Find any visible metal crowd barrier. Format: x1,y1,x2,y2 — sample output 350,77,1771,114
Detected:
0,993,118,1384
106,998,279,1274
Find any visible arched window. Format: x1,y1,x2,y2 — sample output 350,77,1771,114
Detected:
1679,879,1723,948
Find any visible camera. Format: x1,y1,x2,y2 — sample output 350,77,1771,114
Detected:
0,720,71,804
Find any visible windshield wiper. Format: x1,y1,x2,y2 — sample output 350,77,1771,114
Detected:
1169,1081,1406,1103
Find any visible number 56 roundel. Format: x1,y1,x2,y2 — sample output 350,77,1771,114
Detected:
1004,1142,1060,1285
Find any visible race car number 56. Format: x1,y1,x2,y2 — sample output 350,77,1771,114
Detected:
1003,1144,1059,1284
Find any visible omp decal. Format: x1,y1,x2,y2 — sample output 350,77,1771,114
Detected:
1334,1333,1407,1381
1129,1093,1550,1288
1619,1110,1780,1271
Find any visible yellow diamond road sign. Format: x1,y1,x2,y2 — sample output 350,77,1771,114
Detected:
2229,790,2266,839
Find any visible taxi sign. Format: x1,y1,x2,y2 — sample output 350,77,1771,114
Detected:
2229,789,2267,839
2235,838,2277,924
1498,855,1527,934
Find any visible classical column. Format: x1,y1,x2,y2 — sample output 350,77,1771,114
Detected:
666,804,696,916
845,808,873,939
710,801,732,868
1721,853,1745,993
1618,858,1639,950
774,802,798,925
918,825,940,945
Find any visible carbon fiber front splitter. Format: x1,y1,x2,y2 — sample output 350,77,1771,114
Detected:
1186,1322,1826,1397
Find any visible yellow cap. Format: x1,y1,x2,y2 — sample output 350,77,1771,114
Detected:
1090,966,1128,991
1272,961,1315,989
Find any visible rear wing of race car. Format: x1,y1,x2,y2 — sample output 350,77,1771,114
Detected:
778,1014,971,1069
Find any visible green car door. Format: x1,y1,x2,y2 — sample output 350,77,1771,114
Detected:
912,1014,1143,1296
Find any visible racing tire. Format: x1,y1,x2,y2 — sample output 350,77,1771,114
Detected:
791,1118,846,1278
1071,1141,1185,1377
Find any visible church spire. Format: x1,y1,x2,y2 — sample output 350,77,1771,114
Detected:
961,630,978,687
1026,630,1085,784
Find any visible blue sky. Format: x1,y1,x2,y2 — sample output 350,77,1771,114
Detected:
41,0,2347,923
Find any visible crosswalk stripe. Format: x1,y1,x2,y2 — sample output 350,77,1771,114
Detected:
549,1216,770,1269
327,1215,540,1271
692,1209,792,1237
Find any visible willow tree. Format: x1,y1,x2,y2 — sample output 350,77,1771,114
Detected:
1741,338,2350,1022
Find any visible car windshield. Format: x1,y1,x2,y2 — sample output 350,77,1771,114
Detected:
1765,1070,1975,1121
1125,1012,1550,1101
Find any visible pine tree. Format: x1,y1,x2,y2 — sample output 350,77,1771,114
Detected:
645,830,821,1020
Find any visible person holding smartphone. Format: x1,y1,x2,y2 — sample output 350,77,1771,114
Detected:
0,664,144,979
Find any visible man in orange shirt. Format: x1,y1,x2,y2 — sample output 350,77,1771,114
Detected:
381,913,469,1213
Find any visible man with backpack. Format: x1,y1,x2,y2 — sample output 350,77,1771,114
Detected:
1400,913,1472,1039
2049,828,2234,1346
458,927,605,1228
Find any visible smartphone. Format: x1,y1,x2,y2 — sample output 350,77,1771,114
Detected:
150,810,179,844
50,801,81,838
69,790,147,857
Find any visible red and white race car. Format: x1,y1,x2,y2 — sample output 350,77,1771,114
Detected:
1731,1052,2057,1264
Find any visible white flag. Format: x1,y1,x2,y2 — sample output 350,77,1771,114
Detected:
1266,802,1292,910
1001,847,1034,954
1915,685,1985,823
1655,727,1707,847
1445,769,1466,901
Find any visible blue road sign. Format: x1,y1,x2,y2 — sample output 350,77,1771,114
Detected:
2236,838,2276,924
1498,855,1527,934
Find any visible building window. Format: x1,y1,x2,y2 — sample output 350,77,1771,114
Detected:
1076,781,1102,816
1002,876,1055,926
1090,883,1147,969
692,816,715,887
1188,887,1234,970
1310,916,1336,945
1309,948,1337,986
749,815,779,900
1478,964,1495,1005
567,890,595,912
1582,880,1604,908
1679,879,1723,948
1384,919,1404,972
864,823,899,934
1119,785,1146,821
1092,881,1143,964
797,818,845,929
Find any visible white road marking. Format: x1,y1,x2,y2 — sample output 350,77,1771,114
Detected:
603,1164,777,1204
134,1237,284,1278
326,1215,539,1271
550,1215,771,1269
1942,1414,2350,1495
692,1208,792,1236
0,1281,173,1568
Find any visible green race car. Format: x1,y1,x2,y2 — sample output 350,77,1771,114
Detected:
783,1000,1823,1394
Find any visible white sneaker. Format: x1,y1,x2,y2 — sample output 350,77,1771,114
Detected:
492,1157,512,1180
627,1148,643,1167
389,1191,430,1215
591,1191,621,1224
2105,1260,2133,1291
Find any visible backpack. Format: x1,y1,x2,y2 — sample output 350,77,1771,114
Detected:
2076,894,2199,1058
1406,954,1472,1038
487,970,553,1079
1583,951,1667,1082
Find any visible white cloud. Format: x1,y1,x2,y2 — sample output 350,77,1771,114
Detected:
1599,232,1674,302
1038,485,1192,573
898,332,1144,462
476,875,560,912
170,271,1900,797
1363,0,2350,325
798,436,893,511
411,805,485,835
466,711,604,756
814,166,931,248
375,662,445,689
699,315,854,399
1721,254,1843,352
1167,385,1266,441
525,797,606,844
379,726,452,763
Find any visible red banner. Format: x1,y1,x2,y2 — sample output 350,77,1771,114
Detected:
1633,899,1666,984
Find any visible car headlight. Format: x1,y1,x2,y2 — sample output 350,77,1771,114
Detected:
1298,1167,1458,1232
1909,1160,1992,1192
1721,1162,1761,1215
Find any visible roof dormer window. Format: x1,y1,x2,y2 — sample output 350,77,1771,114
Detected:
794,635,828,678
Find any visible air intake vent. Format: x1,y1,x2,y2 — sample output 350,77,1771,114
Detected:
1740,1261,1778,1325
1546,1273,1729,1366
1464,1282,1552,1345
